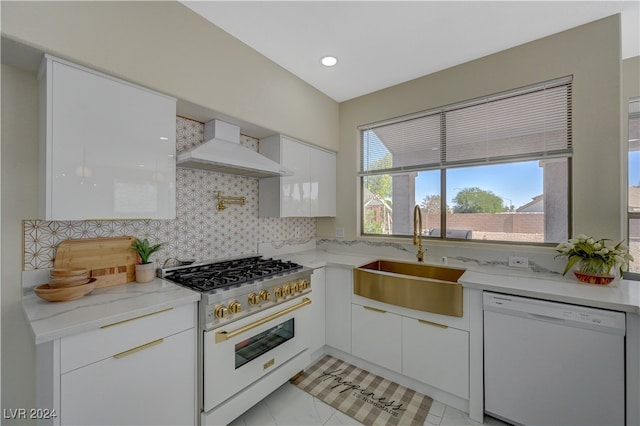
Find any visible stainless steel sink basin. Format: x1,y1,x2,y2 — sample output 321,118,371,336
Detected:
353,260,465,317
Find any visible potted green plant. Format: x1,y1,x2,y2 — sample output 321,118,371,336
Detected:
555,234,633,284
130,238,165,283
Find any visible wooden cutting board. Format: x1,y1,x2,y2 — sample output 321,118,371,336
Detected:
54,237,138,288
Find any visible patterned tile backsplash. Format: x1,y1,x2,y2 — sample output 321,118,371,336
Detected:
23,117,316,270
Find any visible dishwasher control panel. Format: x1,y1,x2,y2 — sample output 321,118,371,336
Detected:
483,292,626,335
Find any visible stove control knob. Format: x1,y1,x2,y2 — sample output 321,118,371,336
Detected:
259,290,271,301
248,293,260,305
283,285,291,296
228,300,242,314
214,305,228,319
291,282,300,294
302,279,310,290
274,287,283,299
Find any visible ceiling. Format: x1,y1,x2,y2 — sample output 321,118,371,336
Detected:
181,0,640,102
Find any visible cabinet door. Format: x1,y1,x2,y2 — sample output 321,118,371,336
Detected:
402,316,469,399
309,148,336,217
44,58,176,220
325,267,352,354
309,267,326,354
352,304,402,373
60,328,195,425
280,136,310,217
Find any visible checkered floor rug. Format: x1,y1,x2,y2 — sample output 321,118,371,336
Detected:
292,355,432,426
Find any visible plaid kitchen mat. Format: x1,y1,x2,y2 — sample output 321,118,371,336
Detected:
292,354,432,426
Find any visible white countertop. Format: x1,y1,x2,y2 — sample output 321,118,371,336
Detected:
22,278,200,344
23,247,639,345
278,249,640,314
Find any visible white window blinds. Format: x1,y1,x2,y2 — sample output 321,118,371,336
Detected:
359,76,572,174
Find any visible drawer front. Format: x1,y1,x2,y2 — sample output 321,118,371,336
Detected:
61,328,195,426
61,303,195,373
351,303,402,373
402,316,469,399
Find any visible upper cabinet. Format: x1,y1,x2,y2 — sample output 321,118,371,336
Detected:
258,135,336,217
39,55,177,220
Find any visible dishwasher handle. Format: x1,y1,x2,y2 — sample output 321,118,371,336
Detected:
527,312,567,324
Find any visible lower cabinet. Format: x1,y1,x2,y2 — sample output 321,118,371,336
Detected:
36,303,197,426
351,303,402,373
325,266,352,354
61,328,195,425
402,316,469,399
309,267,326,354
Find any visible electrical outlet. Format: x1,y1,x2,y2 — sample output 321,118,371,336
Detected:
509,256,529,268
335,227,345,238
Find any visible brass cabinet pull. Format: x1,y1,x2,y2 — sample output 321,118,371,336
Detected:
418,319,448,329
363,305,387,314
101,307,173,329
215,297,311,343
113,338,163,359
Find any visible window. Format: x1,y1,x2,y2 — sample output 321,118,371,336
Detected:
627,97,640,275
360,77,572,244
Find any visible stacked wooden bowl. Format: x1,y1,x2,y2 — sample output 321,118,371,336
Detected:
49,268,91,288
35,268,96,302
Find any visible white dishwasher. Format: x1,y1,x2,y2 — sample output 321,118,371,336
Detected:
483,292,626,426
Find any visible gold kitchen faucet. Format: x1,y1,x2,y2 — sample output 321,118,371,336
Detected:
413,205,425,262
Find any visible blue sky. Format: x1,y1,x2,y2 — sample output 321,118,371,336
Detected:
415,162,543,209
630,151,640,188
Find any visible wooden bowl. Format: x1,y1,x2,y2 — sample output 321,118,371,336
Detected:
35,279,96,302
49,275,91,288
50,268,89,277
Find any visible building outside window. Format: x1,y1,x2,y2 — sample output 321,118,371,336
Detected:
360,77,572,244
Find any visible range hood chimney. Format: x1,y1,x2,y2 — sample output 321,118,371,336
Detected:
176,120,292,178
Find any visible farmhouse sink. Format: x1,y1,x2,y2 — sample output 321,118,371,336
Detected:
353,260,465,317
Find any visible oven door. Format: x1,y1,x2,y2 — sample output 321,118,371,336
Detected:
203,296,312,412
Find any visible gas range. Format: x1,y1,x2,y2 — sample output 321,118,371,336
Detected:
159,255,312,331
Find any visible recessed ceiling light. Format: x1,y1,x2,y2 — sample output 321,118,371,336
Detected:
321,56,338,67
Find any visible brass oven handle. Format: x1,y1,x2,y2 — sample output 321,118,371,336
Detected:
215,297,312,343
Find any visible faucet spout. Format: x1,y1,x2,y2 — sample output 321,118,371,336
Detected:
413,205,425,262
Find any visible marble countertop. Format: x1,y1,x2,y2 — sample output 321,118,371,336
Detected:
23,244,639,345
22,278,200,344
277,249,640,314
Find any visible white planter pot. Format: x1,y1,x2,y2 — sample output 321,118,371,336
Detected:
135,262,156,283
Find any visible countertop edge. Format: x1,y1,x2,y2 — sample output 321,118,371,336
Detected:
23,279,200,345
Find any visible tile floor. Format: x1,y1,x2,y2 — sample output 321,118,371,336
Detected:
228,382,510,426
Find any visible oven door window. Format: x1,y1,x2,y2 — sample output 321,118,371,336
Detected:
235,318,294,369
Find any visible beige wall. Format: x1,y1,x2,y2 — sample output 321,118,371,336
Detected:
318,15,625,242
1,64,39,423
624,56,640,97
0,4,636,418
0,1,339,151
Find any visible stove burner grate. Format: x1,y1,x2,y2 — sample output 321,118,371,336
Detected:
164,256,302,292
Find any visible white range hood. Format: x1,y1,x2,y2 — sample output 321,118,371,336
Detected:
176,120,292,178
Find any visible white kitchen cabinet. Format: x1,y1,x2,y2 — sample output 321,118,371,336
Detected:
402,316,469,399
36,303,197,425
309,267,326,354
351,303,402,373
258,134,336,217
324,266,352,354
38,55,176,220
